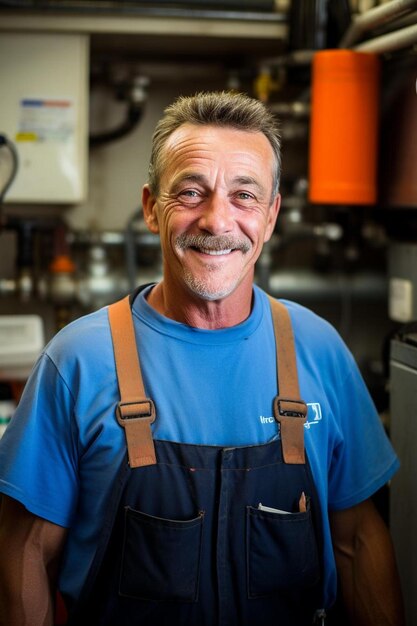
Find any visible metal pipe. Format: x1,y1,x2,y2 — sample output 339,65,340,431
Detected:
268,101,310,118
339,0,417,48
268,270,387,301
354,21,417,52
0,3,284,22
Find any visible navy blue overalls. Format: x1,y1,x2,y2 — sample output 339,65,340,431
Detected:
68,292,326,626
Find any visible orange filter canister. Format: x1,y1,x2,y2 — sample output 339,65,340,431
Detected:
309,50,380,205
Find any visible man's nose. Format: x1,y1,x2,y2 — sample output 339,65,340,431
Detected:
197,195,233,235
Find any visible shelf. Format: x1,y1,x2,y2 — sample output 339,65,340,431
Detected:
0,8,288,61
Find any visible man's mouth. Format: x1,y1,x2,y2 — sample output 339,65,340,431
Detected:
176,234,251,256
197,247,232,256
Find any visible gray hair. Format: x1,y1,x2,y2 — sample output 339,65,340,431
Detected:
148,91,281,200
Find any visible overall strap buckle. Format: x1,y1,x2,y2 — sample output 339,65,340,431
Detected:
108,295,157,469
268,295,308,465
275,397,308,419
273,397,307,465
117,399,156,423
116,399,157,468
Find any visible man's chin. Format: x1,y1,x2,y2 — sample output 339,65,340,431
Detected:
183,274,238,302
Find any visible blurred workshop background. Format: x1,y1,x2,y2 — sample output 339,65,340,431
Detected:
0,1,417,622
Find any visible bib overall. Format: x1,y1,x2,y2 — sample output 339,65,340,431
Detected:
67,293,326,626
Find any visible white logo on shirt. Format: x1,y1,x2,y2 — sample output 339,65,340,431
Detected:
259,415,275,424
304,402,322,429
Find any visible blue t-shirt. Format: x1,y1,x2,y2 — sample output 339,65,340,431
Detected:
0,285,399,608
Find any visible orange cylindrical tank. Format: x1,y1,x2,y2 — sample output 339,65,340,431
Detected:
309,50,380,205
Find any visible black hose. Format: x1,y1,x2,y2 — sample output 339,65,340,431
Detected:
0,134,19,205
89,103,144,148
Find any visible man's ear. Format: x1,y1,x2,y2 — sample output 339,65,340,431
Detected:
142,184,160,234
264,193,281,242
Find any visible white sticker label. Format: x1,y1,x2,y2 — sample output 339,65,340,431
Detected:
16,98,75,143
389,278,414,322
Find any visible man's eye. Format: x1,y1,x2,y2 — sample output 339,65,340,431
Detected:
236,192,254,200
180,189,199,198
177,189,202,205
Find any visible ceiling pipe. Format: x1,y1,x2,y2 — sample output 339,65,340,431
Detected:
353,21,417,52
339,0,417,48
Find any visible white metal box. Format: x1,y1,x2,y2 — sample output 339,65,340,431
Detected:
0,33,89,203
388,243,417,323
0,314,44,380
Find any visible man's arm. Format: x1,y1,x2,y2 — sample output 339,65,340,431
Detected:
330,498,405,626
0,495,67,626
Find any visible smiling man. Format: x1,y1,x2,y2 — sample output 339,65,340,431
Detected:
142,122,280,326
0,91,404,626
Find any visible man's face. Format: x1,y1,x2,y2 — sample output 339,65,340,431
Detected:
143,123,280,303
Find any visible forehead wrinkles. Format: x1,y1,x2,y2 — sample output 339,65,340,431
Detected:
161,131,272,195
160,136,215,190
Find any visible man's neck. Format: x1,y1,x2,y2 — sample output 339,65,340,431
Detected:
145,281,254,330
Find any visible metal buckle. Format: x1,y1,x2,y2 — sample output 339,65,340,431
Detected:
116,399,156,426
275,397,308,418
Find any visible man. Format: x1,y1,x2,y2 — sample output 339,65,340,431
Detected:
0,91,404,625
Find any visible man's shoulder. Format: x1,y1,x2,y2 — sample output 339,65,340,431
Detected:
44,305,113,371
264,294,353,368
264,293,339,339
280,299,335,333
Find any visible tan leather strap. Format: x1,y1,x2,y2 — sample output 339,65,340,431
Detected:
268,296,307,465
108,292,304,467
108,295,156,468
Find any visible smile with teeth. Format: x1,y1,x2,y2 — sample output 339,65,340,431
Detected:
197,247,233,256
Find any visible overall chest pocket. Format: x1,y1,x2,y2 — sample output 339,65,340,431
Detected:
119,507,204,603
246,504,320,599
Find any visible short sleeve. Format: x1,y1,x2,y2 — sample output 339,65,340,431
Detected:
327,360,399,511
0,353,79,527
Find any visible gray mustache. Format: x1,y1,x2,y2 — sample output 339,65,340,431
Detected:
175,234,251,253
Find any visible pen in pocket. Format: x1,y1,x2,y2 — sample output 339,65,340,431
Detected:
299,491,307,513
258,492,308,515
